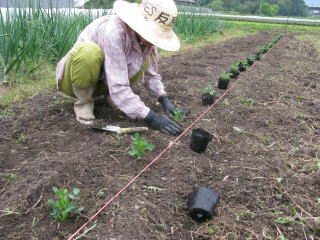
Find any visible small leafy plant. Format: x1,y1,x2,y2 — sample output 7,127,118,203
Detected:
230,62,240,72
258,46,268,54
238,62,248,71
128,133,155,160
202,84,215,95
219,70,232,81
246,56,254,65
47,187,84,222
170,110,186,122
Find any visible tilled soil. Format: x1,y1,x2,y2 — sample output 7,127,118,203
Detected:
0,31,319,240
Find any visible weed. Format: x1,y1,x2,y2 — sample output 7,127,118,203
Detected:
47,187,84,221
170,110,186,122
315,198,320,204
274,217,294,224
236,96,254,105
128,133,155,160
6,174,17,180
222,99,229,105
143,185,164,192
296,113,305,119
296,95,305,99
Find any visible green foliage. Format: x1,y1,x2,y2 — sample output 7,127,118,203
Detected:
128,133,155,160
219,69,232,81
258,45,268,54
260,2,280,16
274,217,294,224
47,187,84,221
230,62,240,72
170,110,186,122
207,0,224,11
202,84,215,95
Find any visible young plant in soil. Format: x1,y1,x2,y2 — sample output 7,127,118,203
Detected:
47,187,84,222
230,62,240,78
218,70,232,90
238,62,248,72
201,84,216,105
170,109,186,121
128,133,155,160
246,56,254,66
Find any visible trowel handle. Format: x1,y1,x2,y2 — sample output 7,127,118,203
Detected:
119,127,149,134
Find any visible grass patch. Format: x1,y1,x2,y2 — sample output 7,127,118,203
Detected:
295,34,320,52
0,64,55,108
227,20,320,33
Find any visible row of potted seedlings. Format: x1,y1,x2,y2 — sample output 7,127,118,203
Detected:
217,33,283,90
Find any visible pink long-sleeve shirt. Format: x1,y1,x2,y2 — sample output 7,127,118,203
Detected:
56,15,166,119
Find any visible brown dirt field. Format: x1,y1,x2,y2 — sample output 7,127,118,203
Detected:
0,31,319,240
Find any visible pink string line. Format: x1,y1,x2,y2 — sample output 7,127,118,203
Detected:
67,55,264,240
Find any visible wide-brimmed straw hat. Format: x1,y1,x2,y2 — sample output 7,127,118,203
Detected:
113,0,180,51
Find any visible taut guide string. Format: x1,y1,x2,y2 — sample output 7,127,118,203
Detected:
67,38,279,240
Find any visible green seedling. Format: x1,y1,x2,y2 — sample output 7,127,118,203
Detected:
316,198,320,203
238,62,248,71
258,46,268,54
274,217,294,224
219,70,232,81
170,110,186,122
47,187,84,221
296,113,304,119
230,62,240,72
202,84,215,95
236,96,254,105
246,56,254,65
296,95,304,99
143,185,164,192
128,133,155,160
6,174,17,180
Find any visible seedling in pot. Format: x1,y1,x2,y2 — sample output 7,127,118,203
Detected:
258,46,268,54
238,62,248,72
170,109,186,121
218,70,232,90
201,84,216,105
254,52,262,61
230,62,240,78
128,133,155,160
246,56,254,66
47,187,84,222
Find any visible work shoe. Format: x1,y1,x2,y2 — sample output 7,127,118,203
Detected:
73,86,96,125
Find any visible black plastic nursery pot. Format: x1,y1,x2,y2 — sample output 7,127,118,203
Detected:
201,93,215,105
247,57,254,65
187,187,220,222
190,128,213,153
218,78,229,90
230,69,239,79
238,62,246,72
254,53,261,61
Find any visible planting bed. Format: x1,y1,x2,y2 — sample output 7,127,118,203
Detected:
0,31,319,240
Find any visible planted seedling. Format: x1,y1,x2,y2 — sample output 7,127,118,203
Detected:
201,84,216,105
218,70,232,90
230,62,240,78
238,62,248,72
254,52,262,61
258,46,268,54
128,133,155,160
170,109,186,121
47,187,84,222
246,56,254,66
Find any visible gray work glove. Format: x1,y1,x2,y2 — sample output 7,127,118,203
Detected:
158,95,189,115
144,110,182,135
